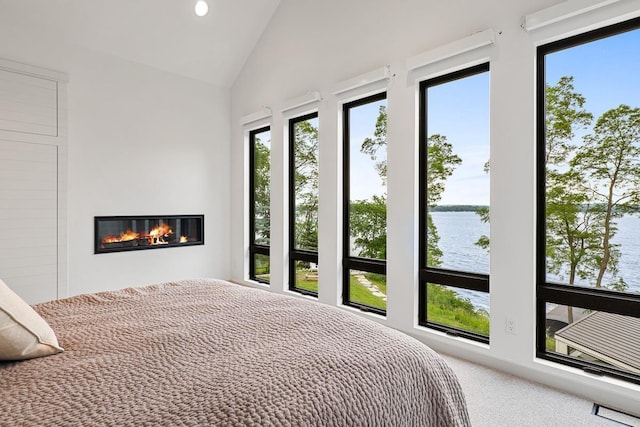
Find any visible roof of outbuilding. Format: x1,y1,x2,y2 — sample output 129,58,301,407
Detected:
555,311,640,372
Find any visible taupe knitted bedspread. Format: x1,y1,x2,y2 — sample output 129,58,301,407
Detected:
0,279,470,426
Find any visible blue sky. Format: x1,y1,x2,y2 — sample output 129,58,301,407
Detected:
546,28,640,120
349,99,387,200
348,74,491,205
428,72,490,205
347,25,639,206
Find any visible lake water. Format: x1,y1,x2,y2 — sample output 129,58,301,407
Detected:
430,211,640,313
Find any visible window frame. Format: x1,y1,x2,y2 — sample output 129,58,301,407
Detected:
342,91,387,315
535,16,640,385
248,125,271,284
417,63,491,343
288,112,320,296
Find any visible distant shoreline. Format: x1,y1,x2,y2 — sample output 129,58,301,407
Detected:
431,204,640,213
431,205,488,212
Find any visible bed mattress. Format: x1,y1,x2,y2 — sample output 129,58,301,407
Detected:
0,278,470,426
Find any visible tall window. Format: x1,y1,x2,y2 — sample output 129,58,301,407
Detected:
419,64,490,342
537,18,640,384
343,93,387,314
289,113,319,295
249,126,271,283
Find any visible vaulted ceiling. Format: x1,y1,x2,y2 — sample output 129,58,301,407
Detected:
0,0,281,87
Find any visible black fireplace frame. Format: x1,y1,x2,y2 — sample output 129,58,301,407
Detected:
94,214,204,254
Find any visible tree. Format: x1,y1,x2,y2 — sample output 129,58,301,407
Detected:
545,169,603,317
425,134,462,266
426,134,462,207
350,195,387,259
350,106,388,259
543,77,596,323
351,106,462,266
543,80,638,324
545,76,593,165
292,120,319,251
571,105,640,290
361,105,388,185
475,160,490,252
253,138,271,244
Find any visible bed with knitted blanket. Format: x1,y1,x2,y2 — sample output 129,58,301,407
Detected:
0,278,470,426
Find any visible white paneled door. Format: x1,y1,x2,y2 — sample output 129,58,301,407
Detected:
0,61,66,305
0,140,58,303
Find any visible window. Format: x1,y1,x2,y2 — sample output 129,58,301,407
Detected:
289,113,319,295
537,17,640,383
249,126,271,283
342,93,387,314
418,64,491,342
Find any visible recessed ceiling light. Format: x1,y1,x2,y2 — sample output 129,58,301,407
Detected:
195,0,208,17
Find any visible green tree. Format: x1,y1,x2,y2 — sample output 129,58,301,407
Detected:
350,195,387,259
571,105,640,290
544,79,638,324
351,105,388,260
426,134,462,206
293,120,319,251
475,160,490,251
543,77,597,323
546,169,603,315
352,106,462,266
361,105,388,185
426,134,462,266
545,76,593,165
254,138,271,244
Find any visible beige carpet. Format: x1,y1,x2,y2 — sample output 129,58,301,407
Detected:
440,354,636,427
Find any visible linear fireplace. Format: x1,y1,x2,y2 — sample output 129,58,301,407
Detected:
95,215,204,254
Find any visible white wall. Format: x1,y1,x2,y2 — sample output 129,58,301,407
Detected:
230,0,640,415
0,18,231,296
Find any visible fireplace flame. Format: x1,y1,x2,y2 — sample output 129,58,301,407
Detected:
102,229,140,244
147,223,173,245
101,222,191,248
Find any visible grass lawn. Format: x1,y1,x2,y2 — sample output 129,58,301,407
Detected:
293,271,489,336
426,283,490,336
426,303,490,335
294,269,387,310
363,272,386,295
546,334,556,351
294,270,318,293
350,274,386,310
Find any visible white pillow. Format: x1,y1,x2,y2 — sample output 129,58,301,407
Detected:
0,279,63,361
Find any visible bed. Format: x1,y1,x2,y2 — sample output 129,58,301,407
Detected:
0,278,470,426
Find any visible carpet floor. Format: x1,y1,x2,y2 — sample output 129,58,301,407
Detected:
440,354,638,426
